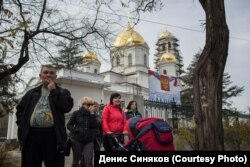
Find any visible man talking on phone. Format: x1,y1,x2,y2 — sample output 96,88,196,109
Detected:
16,64,73,167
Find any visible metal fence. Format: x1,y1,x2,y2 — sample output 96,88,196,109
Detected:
97,100,249,132
98,100,194,130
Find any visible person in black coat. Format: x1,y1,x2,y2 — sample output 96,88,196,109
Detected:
80,100,102,167
92,101,103,151
67,97,99,167
16,64,73,167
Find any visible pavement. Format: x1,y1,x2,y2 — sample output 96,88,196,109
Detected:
6,136,128,167
65,152,73,167
8,150,73,167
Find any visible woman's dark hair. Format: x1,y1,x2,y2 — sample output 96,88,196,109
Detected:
110,93,121,104
126,100,137,110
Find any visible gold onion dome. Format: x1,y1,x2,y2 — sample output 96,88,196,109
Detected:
82,52,100,63
159,52,177,63
113,23,148,48
159,30,174,39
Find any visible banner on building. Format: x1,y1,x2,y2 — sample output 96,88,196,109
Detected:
148,70,181,105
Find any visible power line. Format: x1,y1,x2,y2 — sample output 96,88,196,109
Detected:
139,18,250,42
68,4,250,42
140,18,204,33
98,9,250,42
229,36,250,42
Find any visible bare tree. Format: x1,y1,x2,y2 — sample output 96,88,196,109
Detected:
0,0,163,115
0,0,162,81
193,0,229,150
0,0,111,80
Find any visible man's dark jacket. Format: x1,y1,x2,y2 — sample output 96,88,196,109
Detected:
16,85,73,152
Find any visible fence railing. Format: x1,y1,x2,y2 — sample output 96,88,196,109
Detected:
98,100,194,130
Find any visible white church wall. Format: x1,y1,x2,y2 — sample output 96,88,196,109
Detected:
124,66,148,74
59,82,104,112
104,84,131,95
57,68,104,83
124,71,149,89
89,63,100,74
126,46,149,67
137,72,149,89
126,74,137,84
102,72,124,83
159,63,176,76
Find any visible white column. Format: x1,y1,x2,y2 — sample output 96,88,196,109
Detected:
7,111,18,139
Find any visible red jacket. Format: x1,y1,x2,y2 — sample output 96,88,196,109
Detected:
101,103,127,135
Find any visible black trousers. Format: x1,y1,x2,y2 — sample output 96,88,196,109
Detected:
103,134,124,151
103,135,112,151
22,127,64,167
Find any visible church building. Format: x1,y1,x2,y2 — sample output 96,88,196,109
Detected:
7,22,181,139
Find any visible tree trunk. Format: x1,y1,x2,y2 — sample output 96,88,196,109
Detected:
194,0,229,150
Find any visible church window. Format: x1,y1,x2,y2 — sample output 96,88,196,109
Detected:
168,42,172,49
144,54,147,66
112,57,116,66
163,69,167,75
162,45,165,51
128,54,132,66
94,69,97,73
117,56,120,65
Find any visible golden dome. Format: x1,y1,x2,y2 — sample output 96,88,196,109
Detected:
159,52,177,63
113,23,148,47
159,30,174,39
82,52,100,63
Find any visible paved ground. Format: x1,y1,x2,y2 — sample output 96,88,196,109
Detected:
7,136,128,167
65,152,73,167
8,148,89,167
9,150,72,167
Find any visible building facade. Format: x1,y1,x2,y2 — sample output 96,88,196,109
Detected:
7,23,181,139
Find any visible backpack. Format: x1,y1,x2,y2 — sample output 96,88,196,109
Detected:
125,117,175,151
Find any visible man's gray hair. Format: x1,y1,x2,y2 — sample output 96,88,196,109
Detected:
40,64,56,73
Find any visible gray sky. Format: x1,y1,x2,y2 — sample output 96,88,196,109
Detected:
20,0,249,112
134,0,249,112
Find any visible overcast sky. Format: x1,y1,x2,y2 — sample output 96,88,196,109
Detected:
132,0,249,112
21,0,249,112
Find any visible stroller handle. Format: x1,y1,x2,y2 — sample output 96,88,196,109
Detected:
107,132,124,135
107,133,127,151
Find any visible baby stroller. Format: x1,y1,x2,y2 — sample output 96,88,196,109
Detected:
124,117,175,151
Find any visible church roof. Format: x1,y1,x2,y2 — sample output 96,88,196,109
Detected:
113,22,148,48
159,31,173,38
82,52,100,64
159,52,177,63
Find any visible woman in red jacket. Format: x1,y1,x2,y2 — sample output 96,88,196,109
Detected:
101,93,127,151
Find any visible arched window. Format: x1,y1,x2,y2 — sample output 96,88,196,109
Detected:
168,42,171,49
94,69,97,73
144,54,147,65
163,69,167,75
162,45,165,51
117,56,120,65
128,54,132,66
